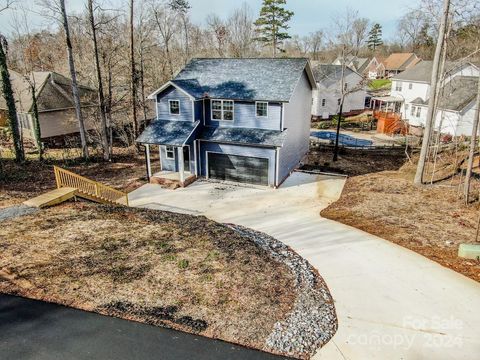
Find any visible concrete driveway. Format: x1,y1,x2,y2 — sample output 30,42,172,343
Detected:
129,172,480,360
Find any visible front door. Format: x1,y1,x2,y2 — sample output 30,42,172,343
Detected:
183,146,190,172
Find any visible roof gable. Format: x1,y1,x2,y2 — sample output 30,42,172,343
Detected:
150,58,315,102
383,53,420,71
311,63,362,88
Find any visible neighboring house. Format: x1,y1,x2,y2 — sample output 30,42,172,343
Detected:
311,63,366,120
136,58,316,187
373,61,479,136
382,53,422,78
332,56,369,73
0,70,97,141
365,56,385,79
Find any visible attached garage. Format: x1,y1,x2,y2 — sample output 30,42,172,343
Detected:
207,152,269,185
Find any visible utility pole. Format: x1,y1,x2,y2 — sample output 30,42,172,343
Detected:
413,0,450,185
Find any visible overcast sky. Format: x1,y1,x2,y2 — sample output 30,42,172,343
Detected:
0,0,419,41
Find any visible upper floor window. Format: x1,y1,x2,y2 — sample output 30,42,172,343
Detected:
344,83,348,91
409,83,413,90
169,100,180,115
411,106,416,116
165,146,175,159
212,99,234,121
337,98,341,105
395,81,403,91
416,107,421,117
321,99,326,107
405,104,409,111
256,102,268,117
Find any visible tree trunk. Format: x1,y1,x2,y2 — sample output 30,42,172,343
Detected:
139,48,147,124
130,0,138,141
333,53,347,162
464,78,480,203
88,0,110,161
30,82,42,160
60,0,88,159
413,0,450,185
0,36,24,162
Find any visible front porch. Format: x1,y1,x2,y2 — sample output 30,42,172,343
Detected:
150,170,196,188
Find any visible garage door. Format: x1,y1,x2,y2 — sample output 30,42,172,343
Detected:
207,152,269,185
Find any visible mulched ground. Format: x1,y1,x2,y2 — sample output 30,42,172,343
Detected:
321,160,480,283
0,146,152,207
0,203,297,355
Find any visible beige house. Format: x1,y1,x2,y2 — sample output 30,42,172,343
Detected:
0,70,97,141
382,53,422,78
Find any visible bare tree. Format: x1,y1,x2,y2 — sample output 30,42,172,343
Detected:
397,9,429,52
414,0,451,185
352,17,369,55
0,0,14,13
307,30,323,61
39,0,89,159
152,1,177,76
129,0,139,141
87,0,110,160
228,3,255,58
207,14,228,57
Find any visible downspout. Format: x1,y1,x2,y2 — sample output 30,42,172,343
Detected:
275,147,280,188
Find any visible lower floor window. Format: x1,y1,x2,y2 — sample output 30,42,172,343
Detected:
165,146,175,159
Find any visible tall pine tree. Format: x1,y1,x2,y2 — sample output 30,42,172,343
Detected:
254,0,294,57
367,23,383,51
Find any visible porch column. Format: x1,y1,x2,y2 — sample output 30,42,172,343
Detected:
178,146,185,184
159,146,163,171
145,144,152,179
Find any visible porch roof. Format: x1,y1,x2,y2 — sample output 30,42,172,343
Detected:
201,126,287,147
371,96,404,103
136,120,200,146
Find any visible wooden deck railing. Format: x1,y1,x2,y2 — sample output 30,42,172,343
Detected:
53,166,129,206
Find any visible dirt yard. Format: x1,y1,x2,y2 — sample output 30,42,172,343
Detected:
321,159,480,282
0,146,152,207
303,144,407,176
0,202,296,353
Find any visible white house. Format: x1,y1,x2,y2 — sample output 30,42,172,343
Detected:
311,63,366,119
389,61,479,135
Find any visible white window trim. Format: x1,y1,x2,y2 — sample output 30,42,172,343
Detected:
169,99,180,115
211,99,234,121
255,101,268,118
165,145,175,160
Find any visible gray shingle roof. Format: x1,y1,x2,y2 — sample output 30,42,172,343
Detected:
170,58,311,102
136,120,199,145
392,61,474,83
417,76,478,112
201,126,287,147
310,63,357,87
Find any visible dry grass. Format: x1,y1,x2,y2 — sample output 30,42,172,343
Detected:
0,146,152,207
0,202,296,350
321,159,480,282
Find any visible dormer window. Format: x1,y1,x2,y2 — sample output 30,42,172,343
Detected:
169,100,180,115
211,100,234,121
256,102,268,117
395,81,403,91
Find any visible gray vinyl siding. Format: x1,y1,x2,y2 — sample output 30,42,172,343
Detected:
156,86,193,122
278,71,312,182
160,145,178,171
204,100,281,130
199,141,276,186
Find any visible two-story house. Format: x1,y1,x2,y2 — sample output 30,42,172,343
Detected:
389,61,479,135
136,58,316,187
311,63,366,120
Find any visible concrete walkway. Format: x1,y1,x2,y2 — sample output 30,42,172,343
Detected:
129,173,480,360
0,294,288,360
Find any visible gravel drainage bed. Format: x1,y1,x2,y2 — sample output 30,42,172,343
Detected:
227,224,337,359
0,204,38,222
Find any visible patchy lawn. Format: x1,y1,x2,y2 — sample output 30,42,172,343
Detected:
368,78,391,90
0,202,296,354
321,160,480,282
0,146,151,207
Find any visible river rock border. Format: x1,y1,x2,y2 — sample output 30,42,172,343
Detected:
227,224,337,359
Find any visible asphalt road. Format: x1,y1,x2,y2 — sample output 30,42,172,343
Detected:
0,294,290,360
